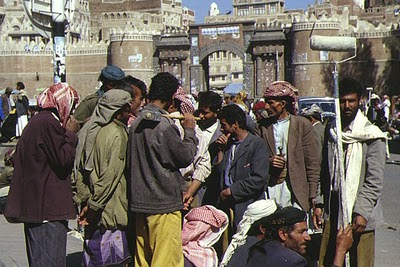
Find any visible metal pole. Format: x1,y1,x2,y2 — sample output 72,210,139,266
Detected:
52,0,66,83
333,63,350,267
276,49,279,80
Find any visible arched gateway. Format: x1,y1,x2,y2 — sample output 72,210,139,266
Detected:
154,21,288,98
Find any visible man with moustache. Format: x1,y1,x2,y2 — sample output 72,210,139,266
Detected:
196,91,223,207
318,78,387,267
246,207,353,267
214,104,269,243
256,81,321,229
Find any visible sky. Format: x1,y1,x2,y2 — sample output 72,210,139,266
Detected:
183,0,316,23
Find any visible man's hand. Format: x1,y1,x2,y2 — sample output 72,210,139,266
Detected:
352,214,367,233
78,206,97,226
269,155,285,169
181,113,196,129
182,192,193,211
336,224,353,251
220,188,232,201
333,224,353,267
216,133,230,150
313,207,323,229
66,115,80,133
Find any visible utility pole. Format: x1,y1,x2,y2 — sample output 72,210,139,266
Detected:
22,0,73,83
52,0,66,83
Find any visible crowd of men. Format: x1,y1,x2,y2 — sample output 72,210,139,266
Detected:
1,64,387,267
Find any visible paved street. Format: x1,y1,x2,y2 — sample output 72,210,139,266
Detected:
0,143,400,266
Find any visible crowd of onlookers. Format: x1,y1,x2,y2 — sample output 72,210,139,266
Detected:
0,67,387,267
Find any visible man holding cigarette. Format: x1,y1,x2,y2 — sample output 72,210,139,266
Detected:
128,72,198,267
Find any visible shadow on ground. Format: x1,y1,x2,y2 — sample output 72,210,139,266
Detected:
67,252,83,267
388,140,400,154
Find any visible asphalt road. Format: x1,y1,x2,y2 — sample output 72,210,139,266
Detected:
375,142,400,267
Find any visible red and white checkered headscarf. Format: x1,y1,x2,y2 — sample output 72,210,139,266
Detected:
174,87,195,114
37,83,79,128
182,205,228,267
264,81,298,115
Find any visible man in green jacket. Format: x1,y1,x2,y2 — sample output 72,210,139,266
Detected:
75,87,135,266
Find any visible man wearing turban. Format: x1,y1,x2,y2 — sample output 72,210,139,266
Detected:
256,81,321,234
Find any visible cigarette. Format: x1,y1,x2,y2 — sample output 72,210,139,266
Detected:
162,114,201,121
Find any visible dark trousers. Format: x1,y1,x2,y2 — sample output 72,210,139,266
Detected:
24,220,68,267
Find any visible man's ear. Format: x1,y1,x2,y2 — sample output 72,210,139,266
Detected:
281,100,287,108
278,228,287,242
259,225,266,235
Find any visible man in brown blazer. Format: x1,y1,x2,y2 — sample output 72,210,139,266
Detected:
255,81,321,230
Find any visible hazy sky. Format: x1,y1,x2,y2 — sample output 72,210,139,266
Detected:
183,0,316,23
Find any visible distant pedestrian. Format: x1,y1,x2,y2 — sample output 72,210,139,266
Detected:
15,82,29,137
252,101,268,122
382,94,391,120
4,83,80,267
1,87,13,120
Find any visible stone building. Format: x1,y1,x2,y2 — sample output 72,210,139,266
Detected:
0,0,400,100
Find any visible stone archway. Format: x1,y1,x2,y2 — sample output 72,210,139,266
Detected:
199,40,245,63
188,21,255,95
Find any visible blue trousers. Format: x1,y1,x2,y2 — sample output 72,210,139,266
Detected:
24,220,68,267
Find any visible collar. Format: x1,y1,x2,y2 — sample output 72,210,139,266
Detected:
205,121,218,133
275,114,290,125
312,121,322,127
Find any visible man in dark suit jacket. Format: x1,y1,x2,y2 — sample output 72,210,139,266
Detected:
214,104,269,229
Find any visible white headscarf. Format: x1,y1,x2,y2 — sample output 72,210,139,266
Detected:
329,110,388,229
220,199,277,266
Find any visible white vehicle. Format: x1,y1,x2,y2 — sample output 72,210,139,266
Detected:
298,96,335,122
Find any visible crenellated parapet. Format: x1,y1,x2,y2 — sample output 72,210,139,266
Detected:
0,39,109,56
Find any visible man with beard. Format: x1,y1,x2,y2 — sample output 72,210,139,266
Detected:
318,78,387,267
246,207,353,267
256,81,321,229
196,91,223,207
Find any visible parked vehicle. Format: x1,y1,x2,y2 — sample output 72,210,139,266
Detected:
298,96,335,122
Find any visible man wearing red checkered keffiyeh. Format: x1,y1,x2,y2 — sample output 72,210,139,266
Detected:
37,82,80,128
174,87,195,114
182,205,228,267
4,82,81,267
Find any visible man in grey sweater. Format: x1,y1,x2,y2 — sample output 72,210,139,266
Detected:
128,72,198,267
